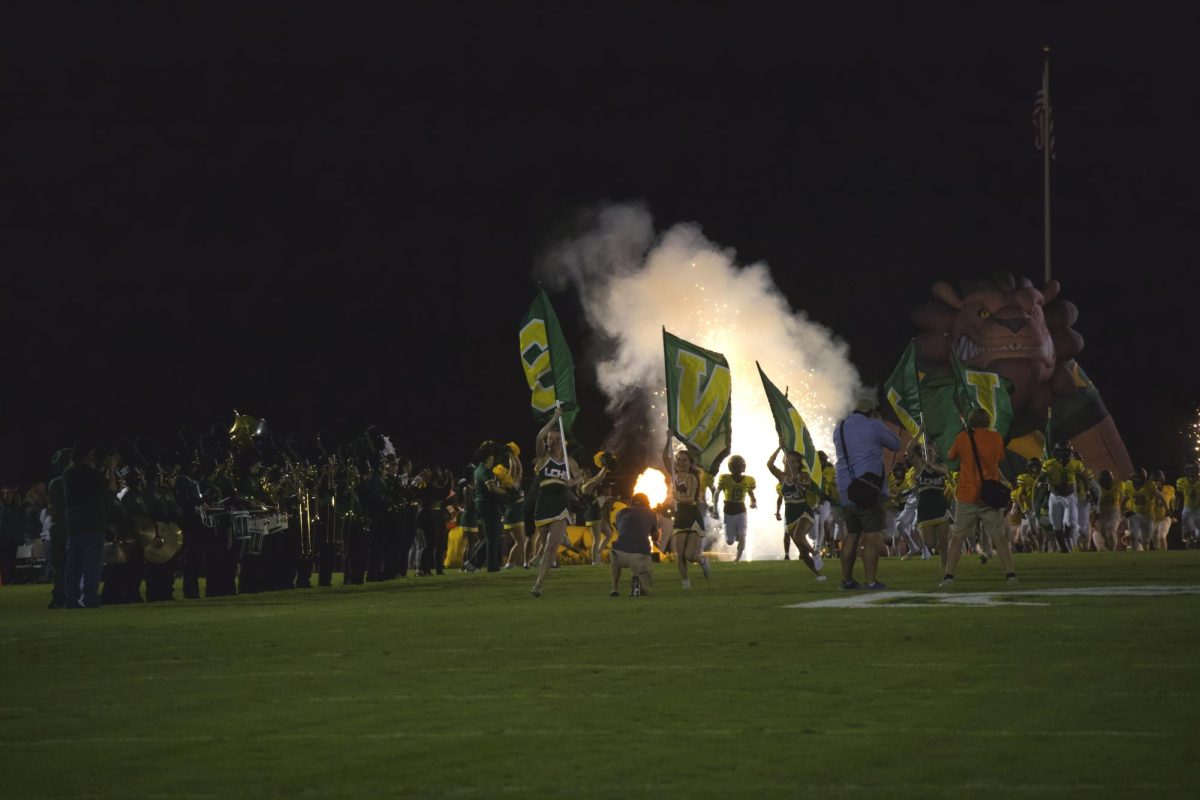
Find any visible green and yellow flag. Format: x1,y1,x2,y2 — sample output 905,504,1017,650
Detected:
519,289,578,432
885,339,1015,467
883,340,923,439
757,363,821,492
663,329,732,474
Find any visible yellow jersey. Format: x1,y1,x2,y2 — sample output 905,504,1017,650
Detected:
1015,472,1040,512
1098,482,1126,510
716,474,757,506
1042,458,1083,496
1150,485,1175,521
1176,477,1200,509
1075,466,1095,501
822,466,838,502
1123,482,1158,515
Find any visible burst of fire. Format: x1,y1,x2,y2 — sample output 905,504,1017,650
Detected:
1192,407,1200,457
633,467,669,508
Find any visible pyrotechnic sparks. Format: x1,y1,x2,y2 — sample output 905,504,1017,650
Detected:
543,203,861,560
1191,407,1200,457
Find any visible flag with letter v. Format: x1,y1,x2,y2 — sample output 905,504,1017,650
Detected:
662,329,732,474
757,362,821,492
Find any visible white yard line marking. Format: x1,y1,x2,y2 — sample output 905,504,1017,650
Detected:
785,585,1200,609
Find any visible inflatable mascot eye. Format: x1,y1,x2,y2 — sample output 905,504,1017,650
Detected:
977,308,991,319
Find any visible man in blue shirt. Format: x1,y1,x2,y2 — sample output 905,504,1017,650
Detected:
833,396,899,590
609,493,657,597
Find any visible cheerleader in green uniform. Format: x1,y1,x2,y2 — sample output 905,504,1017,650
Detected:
582,456,614,565
500,442,529,570
530,407,604,596
663,434,710,589
767,446,826,581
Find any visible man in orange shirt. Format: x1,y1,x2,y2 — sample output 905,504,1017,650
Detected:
943,408,1017,586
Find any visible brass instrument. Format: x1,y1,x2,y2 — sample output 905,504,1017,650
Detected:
288,460,316,559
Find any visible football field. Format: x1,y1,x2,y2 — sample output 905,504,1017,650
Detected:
3,552,1199,799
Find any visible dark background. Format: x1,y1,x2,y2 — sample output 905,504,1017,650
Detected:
3,2,1198,481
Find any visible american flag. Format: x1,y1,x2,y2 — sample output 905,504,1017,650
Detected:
1033,63,1055,158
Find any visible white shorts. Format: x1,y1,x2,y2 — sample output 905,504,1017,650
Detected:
1076,500,1092,534
723,512,747,545
1127,513,1152,543
1049,493,1077,531
1182,508,1200,537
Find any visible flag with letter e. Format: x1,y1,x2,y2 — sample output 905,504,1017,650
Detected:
662,329,732,474
757,363,821,492
519,288,578,432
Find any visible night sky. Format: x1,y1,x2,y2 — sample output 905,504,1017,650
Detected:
4,3,1198,482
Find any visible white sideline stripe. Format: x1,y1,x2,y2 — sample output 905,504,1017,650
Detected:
0,727,1174,748
785,584,1200,609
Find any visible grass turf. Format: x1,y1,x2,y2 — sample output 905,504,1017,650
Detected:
3,552,1199,799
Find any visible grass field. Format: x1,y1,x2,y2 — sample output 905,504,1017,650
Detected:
3,552,1199,799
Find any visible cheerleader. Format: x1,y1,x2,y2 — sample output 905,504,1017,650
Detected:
906,437,949,569
766,446,825,580
662,434,710,588
500,443,529,570
529,408,604,596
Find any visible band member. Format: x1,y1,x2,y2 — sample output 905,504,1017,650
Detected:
145,465,183,601
767,447,824,580
530,408,590,596
364,458,398,581
395,458,421,577
204,455,241,596
1177,462,1200,548
45,448,72,609
106,466,147,604
417,467,451,575
906,438,951,570
338,461,368,584
175,456,208,598
712,455,757,562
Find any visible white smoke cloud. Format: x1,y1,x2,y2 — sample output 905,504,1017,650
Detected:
542,203,861,560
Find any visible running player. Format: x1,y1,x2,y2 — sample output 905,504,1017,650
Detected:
1095,470,1124,551
1073,449,1098,551
1040,444,1081,553
1122,468,1160,552
1150,470,1174,550
766,447,825,580
712,455,758,562
1177,462,1200,547
1014,459,1041,551
663,434,710,588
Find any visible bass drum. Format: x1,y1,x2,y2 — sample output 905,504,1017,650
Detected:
103,541,130,565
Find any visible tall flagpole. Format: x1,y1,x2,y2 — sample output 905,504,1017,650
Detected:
1042,45,1052,284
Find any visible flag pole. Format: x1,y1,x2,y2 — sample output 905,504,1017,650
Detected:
912,338,929,462
1042,45,1052,284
